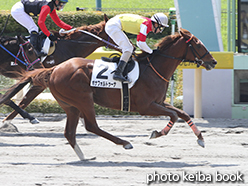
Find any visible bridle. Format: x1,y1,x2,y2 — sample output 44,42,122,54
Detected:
147,34,209,82
0,40,40,71
184,35,209,68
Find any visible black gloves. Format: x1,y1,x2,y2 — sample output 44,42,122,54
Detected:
49,34,58,41
152,49,160,55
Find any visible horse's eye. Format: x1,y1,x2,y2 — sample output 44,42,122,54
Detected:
28,50,34,55
27,44,33,51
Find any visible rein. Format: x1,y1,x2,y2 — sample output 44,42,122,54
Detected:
0,41,40,71
147,34,209,83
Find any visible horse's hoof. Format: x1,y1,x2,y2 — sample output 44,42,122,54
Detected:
30,118,40,124
123,143,133,149
81,157,96,161
197,139,205,148
150,130,159,139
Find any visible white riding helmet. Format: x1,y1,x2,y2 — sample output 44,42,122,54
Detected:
151,13,169,27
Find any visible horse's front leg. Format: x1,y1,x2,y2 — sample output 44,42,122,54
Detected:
139,102,204,148
3,85,45,123
161,102,204,147
139,102,178,138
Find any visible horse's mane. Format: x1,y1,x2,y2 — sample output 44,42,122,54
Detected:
155,28,192,51
0,36,17,44
64,21,106,40
155,32,181,51
136,32,182,60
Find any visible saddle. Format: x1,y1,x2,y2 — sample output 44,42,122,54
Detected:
101,56,135,76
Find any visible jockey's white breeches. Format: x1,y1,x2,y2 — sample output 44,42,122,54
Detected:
105,16,133,62
11,1,39,34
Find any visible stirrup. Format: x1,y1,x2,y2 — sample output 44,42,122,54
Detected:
113,73,131,83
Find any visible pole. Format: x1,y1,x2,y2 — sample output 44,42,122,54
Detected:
194,69,202,118
170,75,175,106
227,0,231,51
96,0,102,11
232,0,236,52
169,7,176,106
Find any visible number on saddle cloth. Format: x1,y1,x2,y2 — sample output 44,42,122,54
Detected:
90,59,139,89
101,56,135,77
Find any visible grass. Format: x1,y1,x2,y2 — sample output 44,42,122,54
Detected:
0,0,228,11
0,0,175,11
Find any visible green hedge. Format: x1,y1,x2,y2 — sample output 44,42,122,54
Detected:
0,98,183,115
0,10,172,37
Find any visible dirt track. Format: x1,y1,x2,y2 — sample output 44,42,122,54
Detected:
0,116,248,186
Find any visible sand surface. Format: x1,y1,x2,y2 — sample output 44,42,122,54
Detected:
0,116,248,186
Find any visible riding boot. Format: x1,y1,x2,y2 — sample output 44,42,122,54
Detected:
30,31,45,57
113,60,131,83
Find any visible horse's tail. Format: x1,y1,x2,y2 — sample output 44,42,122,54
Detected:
0,67,55,105
0,76,32,105
29,68,54,88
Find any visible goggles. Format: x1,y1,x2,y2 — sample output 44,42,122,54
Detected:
157,25,165,33
154,24,165,33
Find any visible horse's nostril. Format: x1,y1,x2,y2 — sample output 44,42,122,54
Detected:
213,61,217,65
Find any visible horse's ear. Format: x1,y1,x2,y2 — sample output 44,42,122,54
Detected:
179,28,192,39
17,35,25,44
104,14,109,22
179,28,185,36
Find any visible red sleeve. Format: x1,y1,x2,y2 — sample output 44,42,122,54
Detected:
50,9,73,30
137,19,152,42
38,5,51,36
137,33,147,42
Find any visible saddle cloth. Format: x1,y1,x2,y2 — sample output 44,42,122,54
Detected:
90,59,139,89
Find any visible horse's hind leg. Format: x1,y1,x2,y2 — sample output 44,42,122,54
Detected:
78,94,133,150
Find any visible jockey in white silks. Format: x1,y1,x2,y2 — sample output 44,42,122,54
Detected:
105,13,169,83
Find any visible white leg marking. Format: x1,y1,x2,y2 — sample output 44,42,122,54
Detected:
74,142,85,161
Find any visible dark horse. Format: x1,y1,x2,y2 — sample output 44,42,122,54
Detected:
1,14,119,123
0,35,43,123
0,29,217,160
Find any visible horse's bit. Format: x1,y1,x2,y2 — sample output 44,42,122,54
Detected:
0,41,40,71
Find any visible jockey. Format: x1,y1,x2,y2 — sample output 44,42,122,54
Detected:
105,13,169,83
11,0,73,57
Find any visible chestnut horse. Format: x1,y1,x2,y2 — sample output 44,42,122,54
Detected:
0,29,217,160
2,14,119,123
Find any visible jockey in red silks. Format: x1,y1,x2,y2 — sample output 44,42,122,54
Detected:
11,0,73,57
105,13,169,83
